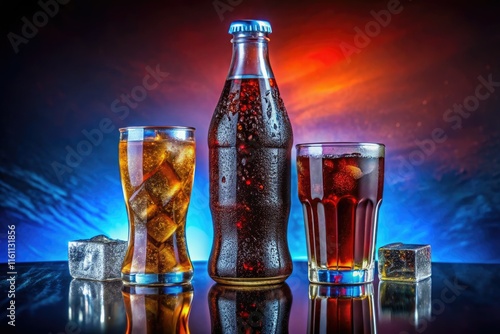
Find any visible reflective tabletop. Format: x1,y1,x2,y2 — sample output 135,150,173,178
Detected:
1,261,499,333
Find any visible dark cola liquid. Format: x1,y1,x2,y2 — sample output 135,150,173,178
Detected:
297,154,384,271
208,78,293,284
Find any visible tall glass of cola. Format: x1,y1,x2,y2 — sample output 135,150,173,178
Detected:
119,126,195,285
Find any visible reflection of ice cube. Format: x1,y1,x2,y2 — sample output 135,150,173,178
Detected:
145,159,182,207
158,297,177,325
69,279,125,332
144,297,159,320
147,213,177,244
129,186,160,221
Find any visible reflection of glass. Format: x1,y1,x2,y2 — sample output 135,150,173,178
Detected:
122,284,193,334
378,278,432,327
308,283,376,334
68,279,125,333
208,283,292,333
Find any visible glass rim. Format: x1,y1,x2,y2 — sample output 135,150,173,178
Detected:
119,125,195,132
295,142,384,149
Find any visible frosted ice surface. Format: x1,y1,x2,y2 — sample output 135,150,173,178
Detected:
378,243,431,282
68,235,127,280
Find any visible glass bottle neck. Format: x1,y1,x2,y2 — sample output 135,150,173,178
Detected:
227,32,275,80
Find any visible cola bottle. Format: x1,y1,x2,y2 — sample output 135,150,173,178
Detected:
208,19,293,285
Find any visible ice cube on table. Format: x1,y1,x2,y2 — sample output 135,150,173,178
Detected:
145,159,182,207
68,235,127,281
378,243,431,282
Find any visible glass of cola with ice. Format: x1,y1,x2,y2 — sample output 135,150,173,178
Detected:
296,142,385,284
119,126,195,285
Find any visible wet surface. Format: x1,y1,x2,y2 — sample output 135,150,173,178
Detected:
1,261,499,333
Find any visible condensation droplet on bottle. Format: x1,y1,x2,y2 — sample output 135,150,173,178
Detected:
221,176,226,183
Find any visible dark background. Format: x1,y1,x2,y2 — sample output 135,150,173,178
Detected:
1,0,499,263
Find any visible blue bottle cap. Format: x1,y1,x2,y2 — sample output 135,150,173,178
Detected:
228,19,272,34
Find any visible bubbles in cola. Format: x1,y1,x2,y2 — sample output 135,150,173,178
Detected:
297,153,384,272
208,77,293,285
208,20,293,285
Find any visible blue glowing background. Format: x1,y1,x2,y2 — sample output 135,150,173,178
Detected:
1,0,499,263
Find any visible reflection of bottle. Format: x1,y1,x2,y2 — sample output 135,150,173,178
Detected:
122,284,193,334
208,19,293,285
69,279,125,333
308,284,376,334
378,278,432,327
209,283,292,333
